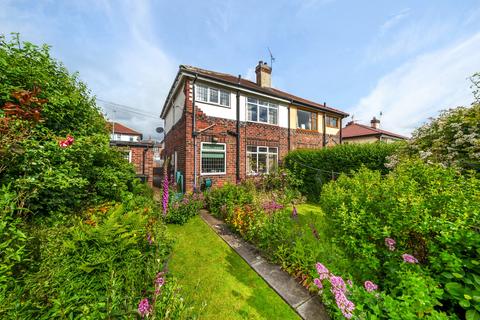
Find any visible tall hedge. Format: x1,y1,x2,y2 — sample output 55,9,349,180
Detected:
283,142,402,200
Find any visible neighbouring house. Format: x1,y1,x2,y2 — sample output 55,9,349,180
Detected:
160,61,349,192
342,117,408,144
108,122,160,186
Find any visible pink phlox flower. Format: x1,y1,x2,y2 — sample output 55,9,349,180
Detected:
330,275,347,293
364,280,378,292
333,290,355,319
313,278,323,289
137,298,151,318
384,237,396,251
347,279,353,287
402,253,418,264
315,262,329,276
292,206,298,219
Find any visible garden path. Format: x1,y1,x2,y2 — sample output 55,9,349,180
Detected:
200,210,330,320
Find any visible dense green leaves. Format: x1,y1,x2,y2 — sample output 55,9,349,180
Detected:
284,142,401,200
0,33,106,136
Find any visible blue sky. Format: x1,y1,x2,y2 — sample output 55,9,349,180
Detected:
2,0,480,139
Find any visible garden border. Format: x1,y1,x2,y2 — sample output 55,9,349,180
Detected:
200,210,329,320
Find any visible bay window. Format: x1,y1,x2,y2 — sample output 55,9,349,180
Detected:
247,146,278,175
247,98,278,125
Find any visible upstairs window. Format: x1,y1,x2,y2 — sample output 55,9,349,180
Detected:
201,143,226,174
247,146,278,175
247,98,278,125
326,115,339,128
297,109,317,130
195,84,230,107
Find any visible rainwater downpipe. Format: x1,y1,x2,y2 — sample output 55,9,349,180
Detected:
192,74,198,191
236,75,241,182
322,102,327,147
288,100,293,151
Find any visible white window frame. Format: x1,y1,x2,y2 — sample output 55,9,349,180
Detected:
246,97,278,125
246,146,278,175
195,84,230,108
200,142,226,175
122,150,132,163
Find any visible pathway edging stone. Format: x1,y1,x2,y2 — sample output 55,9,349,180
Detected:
200,210,330,320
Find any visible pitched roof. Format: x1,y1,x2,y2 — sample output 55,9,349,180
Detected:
107,122,142,135
162,65,349,117
342,122,408,140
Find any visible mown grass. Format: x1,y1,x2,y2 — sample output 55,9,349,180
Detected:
166,215,300,320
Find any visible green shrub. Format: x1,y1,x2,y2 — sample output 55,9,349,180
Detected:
284,142,401,200
320,159,480,318
206,183,255,220
0,185,28,302
1,201,184,319
402,103,480,173
165,192,204,225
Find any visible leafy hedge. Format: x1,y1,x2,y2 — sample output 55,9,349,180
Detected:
320,159,480,319
283,142,401,200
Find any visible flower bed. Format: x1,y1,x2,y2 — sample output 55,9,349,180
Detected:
206,161,480,319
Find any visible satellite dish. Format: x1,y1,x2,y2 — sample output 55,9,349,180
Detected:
156,127,164,134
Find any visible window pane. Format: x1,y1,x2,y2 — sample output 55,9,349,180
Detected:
220,91,229,106
258,154,267,173
259,106,268,123
247,146,256,152
201,152,225,173
268,154,278,173
203,143,225,151
258,147,268,153
297,109,312,130
209,88,219,103
268,147,277,153
327,116,338,128
247,153,257,174
247,97,257,104
196,85,208,102
248,103,257,121
269,107,278,124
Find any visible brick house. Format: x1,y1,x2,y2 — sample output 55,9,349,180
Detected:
108,122,158,186
342,117,408,144
160,61,349,192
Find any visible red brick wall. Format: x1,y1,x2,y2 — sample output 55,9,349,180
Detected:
162,78,339,192
129,146,155,186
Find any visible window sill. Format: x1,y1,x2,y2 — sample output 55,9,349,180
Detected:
200,172,226,176
246,120,279,127
196,100,231,109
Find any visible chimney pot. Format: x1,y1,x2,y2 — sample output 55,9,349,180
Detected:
255,60,272,88
370,116,380,129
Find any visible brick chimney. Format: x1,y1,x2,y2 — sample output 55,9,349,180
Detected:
255,60,272,88
370,117,380,129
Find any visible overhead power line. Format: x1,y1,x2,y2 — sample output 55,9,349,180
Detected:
97,98,161,120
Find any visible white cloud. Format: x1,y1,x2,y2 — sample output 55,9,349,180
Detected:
1,0,177,140
352,32,480,136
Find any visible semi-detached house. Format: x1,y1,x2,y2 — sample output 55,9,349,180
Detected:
160,61,349,192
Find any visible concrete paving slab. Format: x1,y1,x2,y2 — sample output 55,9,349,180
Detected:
200,210,329,320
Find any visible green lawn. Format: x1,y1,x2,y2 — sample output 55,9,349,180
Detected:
166,216,300,320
